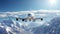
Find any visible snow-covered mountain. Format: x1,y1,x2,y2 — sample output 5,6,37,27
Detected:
0,19,34,34
31,16,60,34
0,16,60,34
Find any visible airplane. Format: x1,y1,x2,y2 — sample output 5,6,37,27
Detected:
16,13,43,22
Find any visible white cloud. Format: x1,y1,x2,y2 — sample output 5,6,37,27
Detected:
35,14,47,17
1,10,60,14
37,10,60,13
0,14,7,17
0,10,60,18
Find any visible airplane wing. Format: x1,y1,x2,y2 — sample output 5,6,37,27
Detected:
16,17,43,22
16,18,27,22
35,18,43,21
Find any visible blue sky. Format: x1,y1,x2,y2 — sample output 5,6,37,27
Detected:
0,0,60,12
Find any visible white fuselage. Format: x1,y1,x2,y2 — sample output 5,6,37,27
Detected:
27,13,35,21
